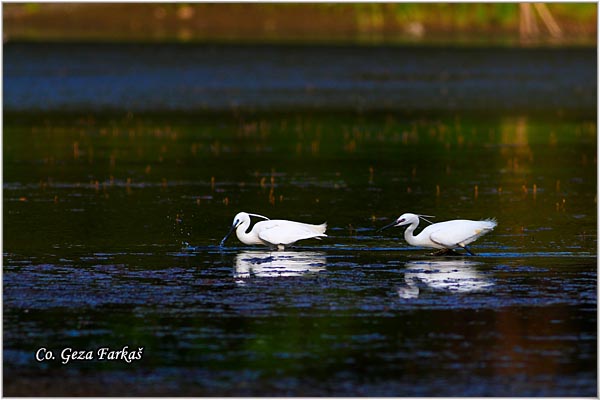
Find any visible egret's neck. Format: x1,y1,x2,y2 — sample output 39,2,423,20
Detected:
235,220,260,245
403,221,421,246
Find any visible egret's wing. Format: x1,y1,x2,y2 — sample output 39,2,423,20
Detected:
429,220,495,248
428,229,457,248
258,221,327,245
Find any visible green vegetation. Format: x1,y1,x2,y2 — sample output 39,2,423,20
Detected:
4,3,596,45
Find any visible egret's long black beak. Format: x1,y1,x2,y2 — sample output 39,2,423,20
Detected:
377,221,398,232
220,224,237,247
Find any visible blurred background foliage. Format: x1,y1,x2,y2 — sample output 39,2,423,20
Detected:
4,3,597,45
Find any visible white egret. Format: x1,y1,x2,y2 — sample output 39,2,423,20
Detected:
220,212,327,250
378,213,496,255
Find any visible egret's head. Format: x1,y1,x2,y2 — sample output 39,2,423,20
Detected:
231,212,249,229
394,213,419,227
378,213,430,232
221,212,248,247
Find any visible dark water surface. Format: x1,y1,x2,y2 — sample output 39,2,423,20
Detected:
3,44,597,396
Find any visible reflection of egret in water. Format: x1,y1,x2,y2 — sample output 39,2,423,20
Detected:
234,250,326,279
397,260,493,299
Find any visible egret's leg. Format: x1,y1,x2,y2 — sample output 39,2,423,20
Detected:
462,246,476,256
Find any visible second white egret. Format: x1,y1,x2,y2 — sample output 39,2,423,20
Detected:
378,212,497,255
220,212,327,250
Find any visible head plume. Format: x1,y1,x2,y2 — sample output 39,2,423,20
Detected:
247,213,270,221
417,214,435,225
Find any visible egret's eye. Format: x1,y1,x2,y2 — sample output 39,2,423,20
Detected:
234,219,240,227
398,218,405,223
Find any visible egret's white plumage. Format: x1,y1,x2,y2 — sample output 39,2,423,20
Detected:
221,212,327,250
379,213,496,255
